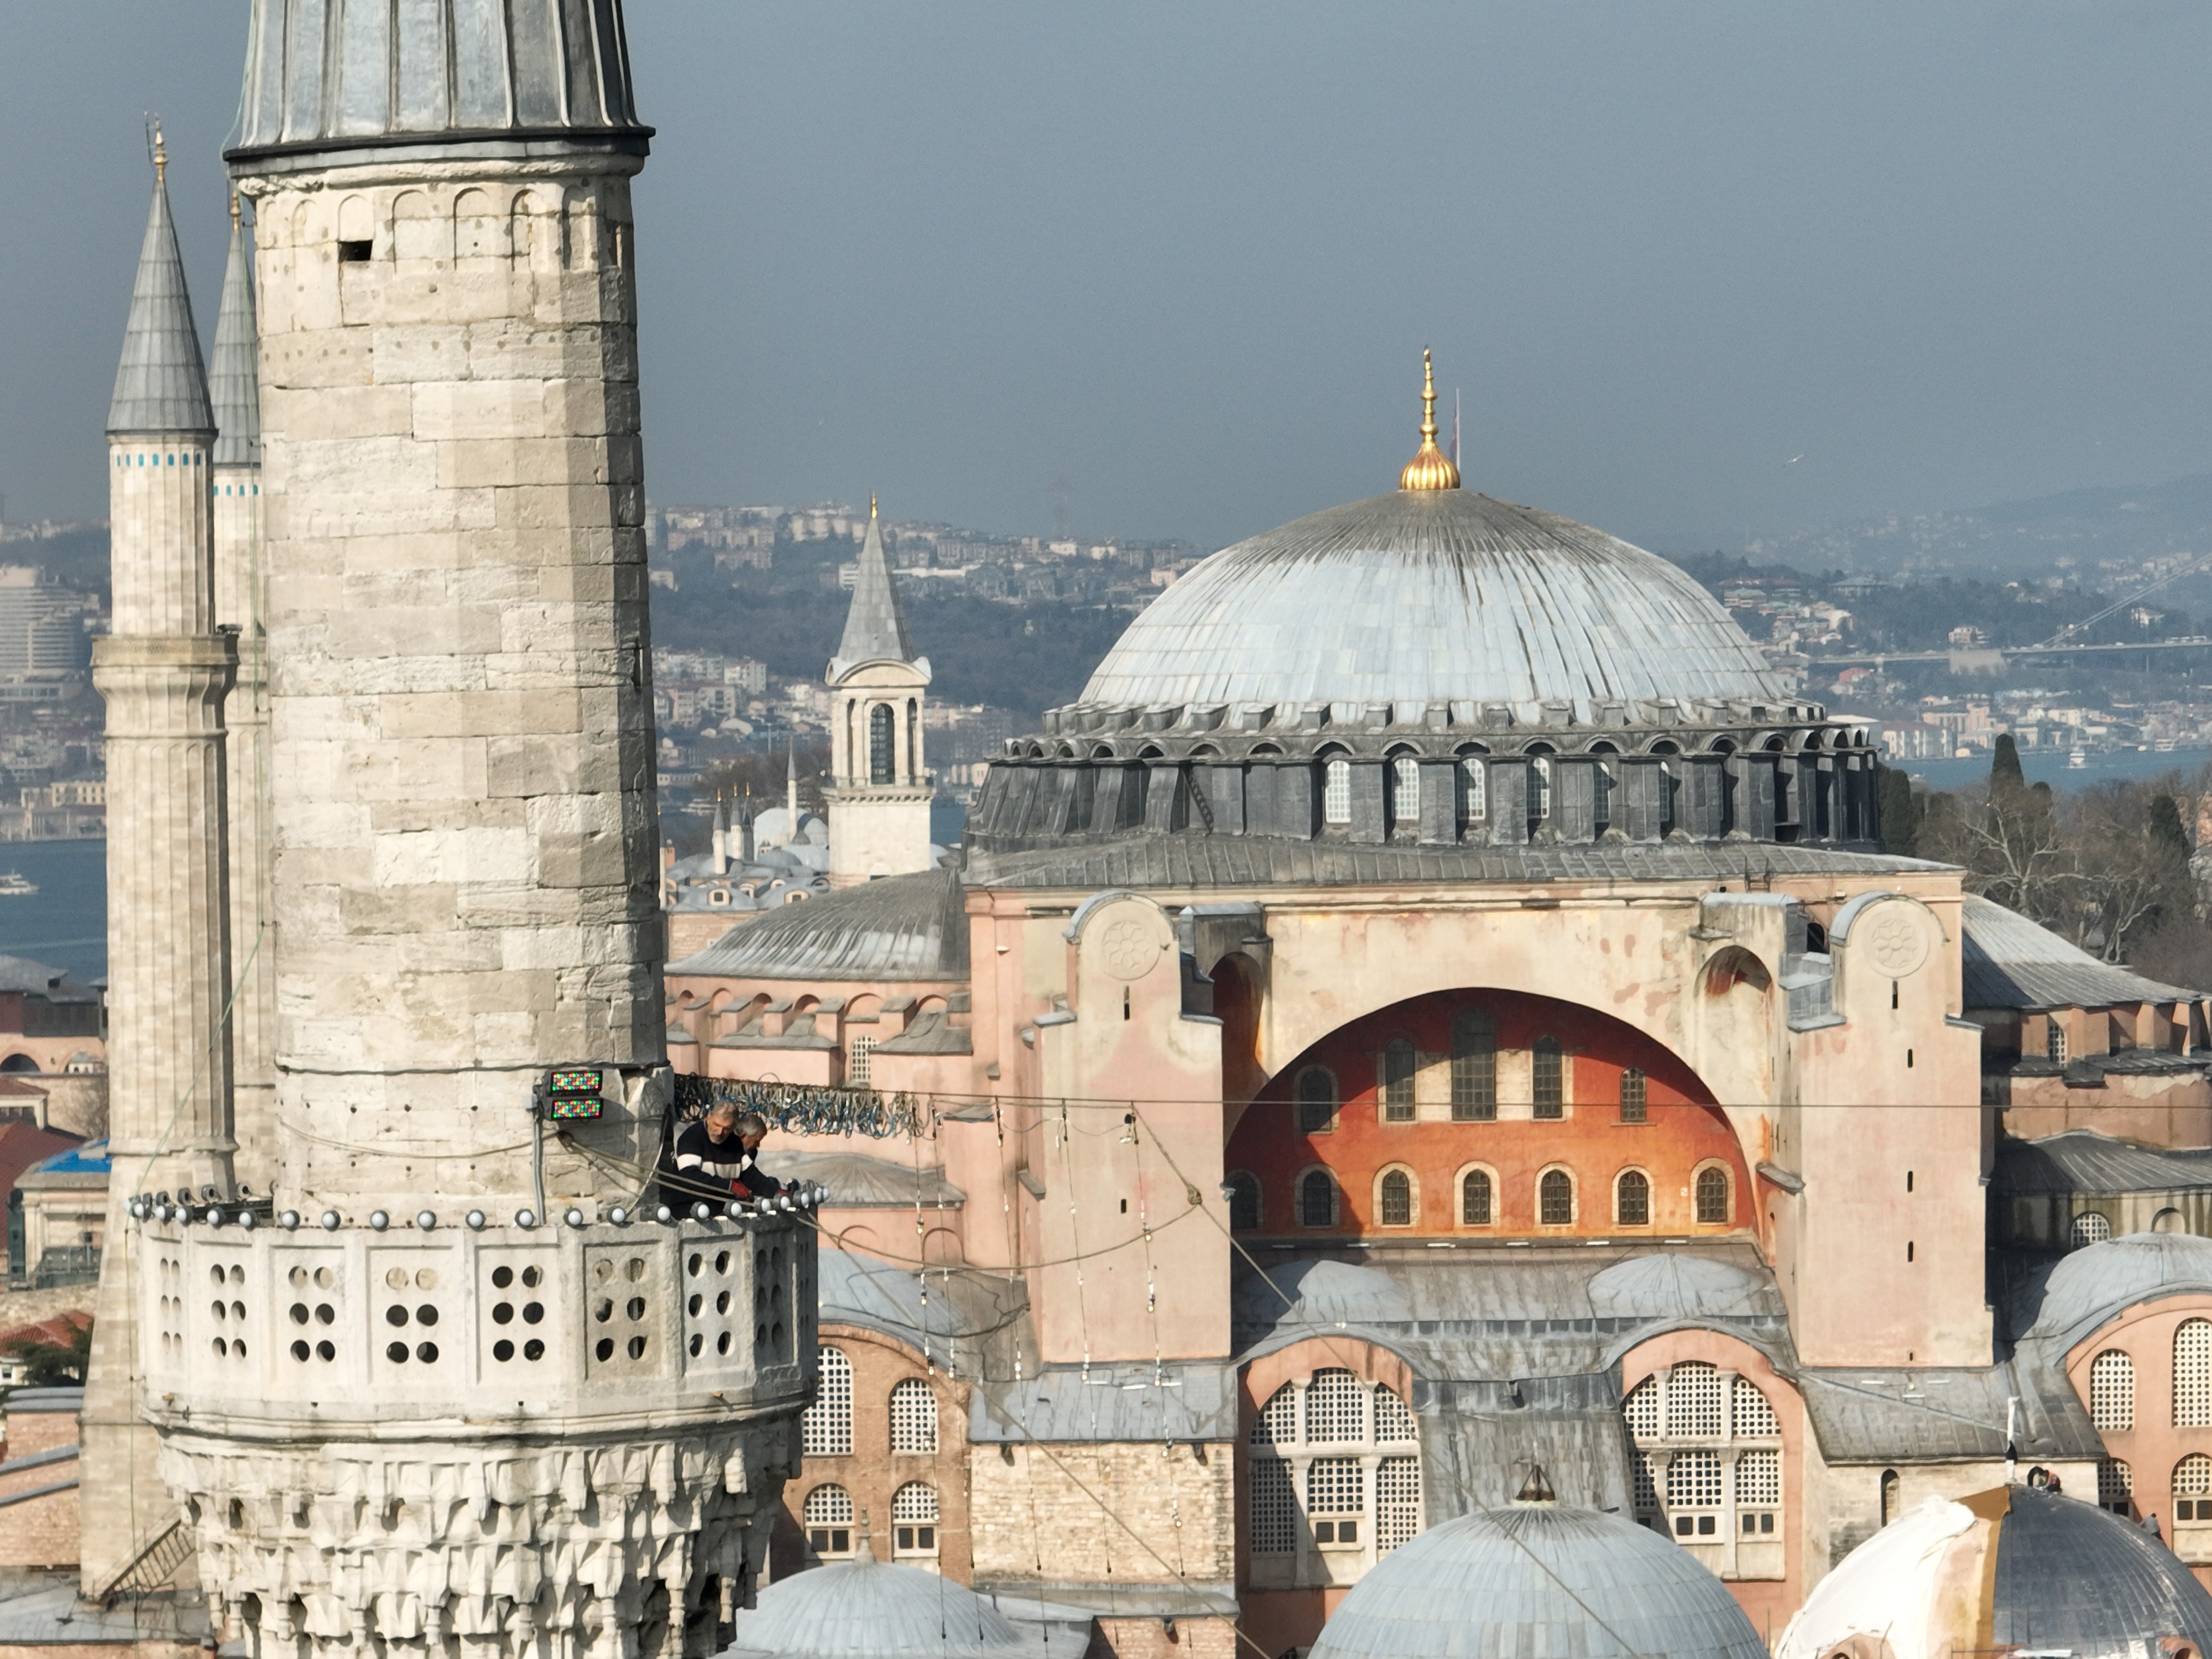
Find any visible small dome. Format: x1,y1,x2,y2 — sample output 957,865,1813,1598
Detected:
1780,1487,2212,1659
1588,1254,1772,1321
726,1553,1034,1659
754,807,829,848
1309,1503,1766,1659
2018,1232,2212,1346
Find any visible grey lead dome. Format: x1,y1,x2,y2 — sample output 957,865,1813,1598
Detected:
1079,490,1790,723
1307,1504,1768,1659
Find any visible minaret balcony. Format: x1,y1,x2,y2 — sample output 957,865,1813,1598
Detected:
129,1206,817,1433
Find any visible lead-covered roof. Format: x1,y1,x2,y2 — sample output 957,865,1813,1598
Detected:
108,168,213,437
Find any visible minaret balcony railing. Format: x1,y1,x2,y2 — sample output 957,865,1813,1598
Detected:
127,1205,817,1432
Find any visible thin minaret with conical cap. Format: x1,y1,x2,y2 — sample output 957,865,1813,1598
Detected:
81,122,239,1595
826,494,933,886
211,191,275,1194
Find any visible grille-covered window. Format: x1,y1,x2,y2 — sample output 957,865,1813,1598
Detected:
1619,1068,1648,1123
1538,1168,1573,1226
2176,1453,2212,1521
2073,1211,2111,1249
1733,1378,1779,1438
1667,1449,1722,1510
1461,757,1487,821
1462,1169,1493,1226
804,1484,854,1556
1532,755,1553,819
1307,1457,1365,1516
1624,1376,1660,1442
1616,1170,1650,1227
889,1378,938,1453
1390,755,1420,830
2098,1458,2132,1515
1307,1370,1367,1444
1668,1363,1724,1438
2177,1321,2212,1427
1296,1067,1339,1135
1380,1039,1416,1121
1374,1385,1416,1442
2047,1019,2069,1063
1379,1168,1413,1227
1250,1458,1297,1553
1227,1172,1262,1233
891,1481,939,1554
1323,759,1352,825
1736,1448,1781,1506
869,703,895,783
1631,1452,1659,1516
1451,1010,1496,1121
1376,1456,1421,1553
1532,1037,1564,1118
2091,1349,2135,1432
1300,1170,1337,1228
847,1034,877,1086
1695,1166,1730,1224
1253,1381,1298,1446
803,1347,853,1456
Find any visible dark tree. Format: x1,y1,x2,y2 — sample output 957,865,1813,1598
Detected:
1990,733,2025,792
2151,793,2191,856
1876,765,1921,856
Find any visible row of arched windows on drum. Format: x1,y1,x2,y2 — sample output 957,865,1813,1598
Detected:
1319,751,1657,836
1289,1019,1641,1128
1227,1164,1733,1231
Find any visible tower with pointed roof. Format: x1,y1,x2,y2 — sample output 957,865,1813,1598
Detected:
87,8,818,1653
81,124,239,1592
826,497,933,886
210,192,275,1193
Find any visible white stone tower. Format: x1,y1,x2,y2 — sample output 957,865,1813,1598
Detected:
81,127,239,1592
826,497,932,885
211,193,276,1194
101,8,820,1655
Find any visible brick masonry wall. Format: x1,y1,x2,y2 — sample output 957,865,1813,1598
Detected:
969,1442,1233,1587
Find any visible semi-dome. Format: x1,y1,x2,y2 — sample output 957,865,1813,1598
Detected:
1308,1501,1767,1659
1077,489,1790,723
1778,1486,2212,1659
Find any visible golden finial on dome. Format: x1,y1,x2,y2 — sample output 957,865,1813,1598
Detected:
1399,347,1461,492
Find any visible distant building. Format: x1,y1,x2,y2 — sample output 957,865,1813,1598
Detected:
0,568,90,677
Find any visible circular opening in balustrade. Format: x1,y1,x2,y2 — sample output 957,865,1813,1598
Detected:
212,1338,227,1357
716,1291,731,1314
210,1266,226,1287
595,1338,614,1361
291,1340,310,1362
625,1258,646,1282
523,1302,544,1324
493,1302,514,1325
416,1342,437,1364
415,1269,437,1290
232,1301,246,1321
689,1333,703,1357
688,1253,703,1277
594,1298,613,1323
387,1342,409,1364
417,1305,439,1327
234,1340,247,1359
492,1265,514,1289
385,1305,409,1327
717,1332,732,1355
715,1251,732,1274
687,1293,702,1316
211,1300,227,1321
627,1335,647,1360
524,1339,544,1361
522,1266,541,1288
290,1303,309,1325
314,1267,335,1289
315,1304,334,1325
626,1297,645,1321
386,1268,409,1290
316,1340,335,1361
289,1266,309,1287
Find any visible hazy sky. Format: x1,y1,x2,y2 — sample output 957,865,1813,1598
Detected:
6,3,2212,553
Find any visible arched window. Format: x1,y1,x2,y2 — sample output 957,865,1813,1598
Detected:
1737,1448,1780,1532
1624,1376,1659,1442
1390,755,1420,830
1619,1068,1648,1124
1374,1385,1416,1442
1323,758,1352,825
804,1484,854,1556
2098,1458,2132,1516
1538,1168,1573,1226
891,1481,940,1556
1378,1456,1421,1553
2071,1211,2111,1248
1461,1168,1493,1226
1380,1039,1416,1121
1733,1377,1779,1438
2176,1453,2212,1520
847,1034,877,1086
1615,1170,1650,1228
1252,1381,1298,1446
1451,1010,1496,1121
1694,1166,1730,1224
2176,1320,2212,1427
889,1378,938,1453
1379,1168,1413,1227
1307,1370,1368,1443
1879,1469,1901,1527
1532,1036,1564,1119
869,703,895,783
2047,1019,2069,1064
803,1347,853,1455
1300,1170,1337,1228
1460,756,1488,822
1667,1361,1724,1438
1226,1171,1262,1233
1532,755,1554,819
1296,1066,1339,1135
2090,1349,2135,1432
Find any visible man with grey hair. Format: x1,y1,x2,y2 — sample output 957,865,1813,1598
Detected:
670,1100,789,1203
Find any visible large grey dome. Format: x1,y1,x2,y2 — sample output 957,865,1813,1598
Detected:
726,1553,1041,1659
1081,491,1788,722
1308,1504,1767,1659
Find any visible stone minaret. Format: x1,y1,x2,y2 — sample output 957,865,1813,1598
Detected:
81,128,239,1593
104,8,820,1656
826,497,933,884
211,192,276,1194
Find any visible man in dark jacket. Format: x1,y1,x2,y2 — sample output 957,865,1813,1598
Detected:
670,1103,786,1202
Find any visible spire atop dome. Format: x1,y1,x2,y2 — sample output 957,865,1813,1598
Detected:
1397,348,1460,492
108,123,215,437
830,492,917,673
211,195,260,467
